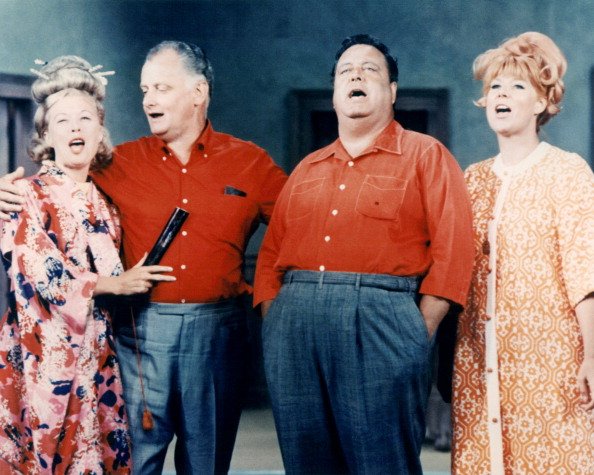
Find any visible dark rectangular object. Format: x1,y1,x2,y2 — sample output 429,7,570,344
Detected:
144,207,189,266
224,185,247,197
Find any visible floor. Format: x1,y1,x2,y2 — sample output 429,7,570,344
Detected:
163,408,451,474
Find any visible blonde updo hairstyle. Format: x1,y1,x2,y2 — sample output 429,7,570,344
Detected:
473,32,567,131
29,55,113,171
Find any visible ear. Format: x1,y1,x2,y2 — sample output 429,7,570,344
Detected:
534,96,547,115
43,130,53,147
391,82,397,105
193,79,209,106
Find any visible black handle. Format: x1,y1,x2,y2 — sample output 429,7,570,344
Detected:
143,207,189,266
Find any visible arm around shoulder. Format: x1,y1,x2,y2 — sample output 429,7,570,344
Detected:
0,167,26,220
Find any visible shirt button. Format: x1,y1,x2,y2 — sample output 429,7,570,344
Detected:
492,418,499,423
182,231,188,236
324,236,331,242
204,154,208,158
181,299,186,303
182,198,188,204
331,209,338,216
347,161,354,167
485,315,492,321
487,368,494,373
182,168,187,174
339,184,346,191
319,265,325,272
181,264,186,270
162,156,167,161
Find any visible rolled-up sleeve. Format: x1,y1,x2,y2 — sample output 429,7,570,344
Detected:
417,143,474,307
253,171,294,306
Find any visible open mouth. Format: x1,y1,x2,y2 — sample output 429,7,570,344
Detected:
495,105,511,114
349,89,366,98
69,138,85,150
148,112,164,119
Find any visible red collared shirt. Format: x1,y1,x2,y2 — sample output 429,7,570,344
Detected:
92,121,287,303
254,120,474,307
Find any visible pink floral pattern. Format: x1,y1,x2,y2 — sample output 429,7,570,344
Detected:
0,162,131,474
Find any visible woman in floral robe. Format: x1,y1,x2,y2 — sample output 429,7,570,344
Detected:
452,32,594,475
0,56,173,474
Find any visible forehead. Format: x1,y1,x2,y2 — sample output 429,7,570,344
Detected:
48,92,97,116
337,44,387,66
141,49,190,83
484,60,534,86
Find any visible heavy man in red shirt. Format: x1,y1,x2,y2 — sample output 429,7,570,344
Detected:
254,34,474,474
0,42,287,474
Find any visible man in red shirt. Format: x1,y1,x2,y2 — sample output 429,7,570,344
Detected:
0,42,287,474
254,34,473,474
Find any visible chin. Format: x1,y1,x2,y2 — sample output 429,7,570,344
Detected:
344,110,371,119
153,129,172,141
66,161,93,170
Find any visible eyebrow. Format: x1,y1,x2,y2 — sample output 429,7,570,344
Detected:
337,60,380,69
52,109,95,117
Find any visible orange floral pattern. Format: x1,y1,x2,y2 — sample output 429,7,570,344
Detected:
452,144,594,474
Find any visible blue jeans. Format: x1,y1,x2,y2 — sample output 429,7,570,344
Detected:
263,271,433,474
114,300,248,474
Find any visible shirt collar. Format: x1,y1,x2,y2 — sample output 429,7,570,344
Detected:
492,141,550,179
150,120,214,156
306,120,403,164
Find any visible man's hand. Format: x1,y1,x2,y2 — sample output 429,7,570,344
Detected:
419,294,450,339
261,299,273,318
0,167,26,220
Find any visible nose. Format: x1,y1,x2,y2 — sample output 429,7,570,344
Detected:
349,67,363,82
71,122,81,132
143,89,155,107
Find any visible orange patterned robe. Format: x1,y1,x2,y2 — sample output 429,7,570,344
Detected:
452,143,594,474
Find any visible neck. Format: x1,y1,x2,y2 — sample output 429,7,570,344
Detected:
165,117,207,166
338,115,392,157
497,132,541,166
54,161,90,183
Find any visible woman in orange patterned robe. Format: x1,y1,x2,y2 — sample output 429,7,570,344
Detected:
452,32,594,474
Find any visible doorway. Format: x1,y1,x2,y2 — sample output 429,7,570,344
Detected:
288,88,450,171
0,73,35,313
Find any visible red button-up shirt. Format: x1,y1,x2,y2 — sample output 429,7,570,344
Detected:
92,121,287,303
254,120,474,307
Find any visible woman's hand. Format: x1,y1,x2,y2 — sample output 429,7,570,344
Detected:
95,253,176,296
578,356,594,411
576,295,594,410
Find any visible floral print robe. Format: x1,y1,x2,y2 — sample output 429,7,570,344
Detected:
452,143,594,474
0,162,131,474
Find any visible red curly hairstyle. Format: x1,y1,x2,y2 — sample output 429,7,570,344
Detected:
473,32,567,130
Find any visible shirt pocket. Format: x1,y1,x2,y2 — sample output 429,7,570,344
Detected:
287,177,325,221
356,175,407,220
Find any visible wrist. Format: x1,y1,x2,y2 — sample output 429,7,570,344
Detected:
95,275,120,296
